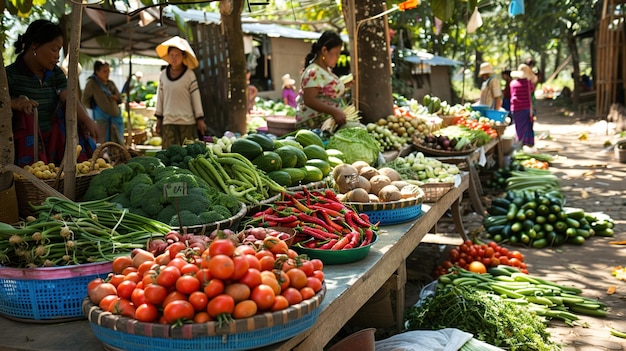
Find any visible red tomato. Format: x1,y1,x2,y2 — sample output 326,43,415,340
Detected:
131,288,146,306
234,245,256,256
116,280,137,300
208,254,235,280
112,256,134,274
122,266,138,276
209,237,236,257
281,287,302,306
251,284,276,311
168,242,188,259
286,269,307,289
244,254,262,271
309,259,323,271
270,295,290,312
277,270,291,291
157,266,181,288
306,277,323,293
207,294,235,318
168,257,188,271
195,268,212,285
239,268,262,289
312,270,324,282
180,263,200,275
111,298,136,318
163,300,195,323
231,255,250,281
144,284,168,305
188,291,209,311
203,278,225,299
99,295,119,312
510,250,525,261
299,261,315,277
108,274,125,288
259,255,275,272
193,311,211,323
137,261,158,277
300,287,315,300
123,271,142,284
162,291,188,307
175,275,201,295
232,300,257,319
135,303,159,323
88,278,105,292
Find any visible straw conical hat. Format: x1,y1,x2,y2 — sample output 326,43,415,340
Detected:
156,36,199,70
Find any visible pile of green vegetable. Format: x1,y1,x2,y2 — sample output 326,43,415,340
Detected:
405,284,560,350
326,127,381,165
83,156,241,227
155,141,209,170
0,197,170,267
383,151,460,184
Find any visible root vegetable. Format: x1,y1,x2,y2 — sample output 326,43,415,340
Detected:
369,175,392,195
332,164,358,182
378,185,402,202
351,161,370,173
378,167,402,182
346,188,370,203
359,166,379,180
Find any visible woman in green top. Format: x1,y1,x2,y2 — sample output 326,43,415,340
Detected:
8,20,98,167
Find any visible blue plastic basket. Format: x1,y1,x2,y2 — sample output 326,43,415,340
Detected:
85,288,325,351
471,105,489,116
485,109,508,123
362,203,423,225
0,262,111,321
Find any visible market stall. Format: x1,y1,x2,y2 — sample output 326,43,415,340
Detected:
0,173,469,350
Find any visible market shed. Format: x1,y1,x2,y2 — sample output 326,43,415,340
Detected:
403,52,461,103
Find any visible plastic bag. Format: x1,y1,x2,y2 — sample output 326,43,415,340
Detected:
374,328,472,351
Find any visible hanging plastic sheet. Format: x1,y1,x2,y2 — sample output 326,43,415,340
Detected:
509,0,525,16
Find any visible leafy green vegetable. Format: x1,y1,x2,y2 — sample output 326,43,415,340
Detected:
326,127,380,165
405,285,559,351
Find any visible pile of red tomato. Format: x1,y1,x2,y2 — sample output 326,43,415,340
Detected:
87,233,324,325
435,240,528,277
455,118,499,139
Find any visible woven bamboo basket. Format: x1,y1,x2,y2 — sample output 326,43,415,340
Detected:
266,115,297,136
420,182,455,202
14,142,131,216
493,124,507,137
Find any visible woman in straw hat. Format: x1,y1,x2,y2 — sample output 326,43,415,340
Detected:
154,36,205,148
281,73,297,108
510,64,536,149
477,62,503,110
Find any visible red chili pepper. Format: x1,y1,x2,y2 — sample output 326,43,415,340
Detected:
344,211,359,232
359,212,370,223
331,233,351,250
343,231,361,249
253,207,276,218
279,220,300,228
302,187,312,206
314,201,347,213
263,214,298,223
317,209,344,233
318,239,338,250
262,220,278,227
360,229,374,247
299,225,340,240
349,211,372,228
292,192,305,199
304,240,319,249
310,205,343,218
324,189,341,203
284,193,311,213
297,213,335,233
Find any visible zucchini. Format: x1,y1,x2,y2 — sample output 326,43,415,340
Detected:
565,217,580,229
490,205,509,216
252,151,283,173
511,221,522,233
231,138,264,160
303,144,329,161
492,198,512,208
295,129,324,148
483,215,509,228
245,133,275,151
506,204,518,221
487,225,506,235
531,238,548,248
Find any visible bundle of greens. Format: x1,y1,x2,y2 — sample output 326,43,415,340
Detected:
405,285,560,351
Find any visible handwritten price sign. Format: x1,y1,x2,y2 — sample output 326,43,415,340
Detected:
163,182,187,198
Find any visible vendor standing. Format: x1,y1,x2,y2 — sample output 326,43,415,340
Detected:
477,62,503,110
296,31,347,129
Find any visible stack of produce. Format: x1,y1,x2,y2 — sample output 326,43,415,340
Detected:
87,233,324,324
326,127,380,166
246,188,377,250
155,141,210,170
365,107,426,151
330,161,423,203
83,156,242,227
225,130,335,187
434,240,528,276
414,125,492,152
436,266,608,323
0,197,170,267
382,151,460,184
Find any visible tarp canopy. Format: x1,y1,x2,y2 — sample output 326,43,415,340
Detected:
403,52,461,66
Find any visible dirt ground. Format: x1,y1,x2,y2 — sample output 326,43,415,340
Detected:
351,98,626,350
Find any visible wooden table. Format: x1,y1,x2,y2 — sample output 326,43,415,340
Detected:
266,172,470,350
0,174,469,351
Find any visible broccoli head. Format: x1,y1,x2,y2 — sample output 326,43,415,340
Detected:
142,199,163,217
130,183,152,208
165,144,187,160
198,211,225,224
213,193,241,215
210,204,232,218
169,210,200,227
127,156,164,174
157,205,178,225
111,192,131,208
125,162,146,177
103,164,135,194
185,142,208,157
83,182,109,201
172,193,211,214
122,173,153,194
130,207,150,219
154,171,202,190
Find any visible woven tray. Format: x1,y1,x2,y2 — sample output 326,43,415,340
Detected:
83,286,325,351
420,182,454,202
14,142,131,215
345,196,424,225
286,177,332,192
0,261,112,322
172,202,247,235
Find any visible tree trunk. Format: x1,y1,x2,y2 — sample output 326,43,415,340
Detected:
566,30,580,108
221,0,247,135
343,0,393,124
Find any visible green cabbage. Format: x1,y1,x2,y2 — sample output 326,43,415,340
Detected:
327,127,380,165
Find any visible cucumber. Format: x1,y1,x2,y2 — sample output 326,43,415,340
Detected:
506,204,518,221
492,198,512,208
245,133,275,151
490,206,509,216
